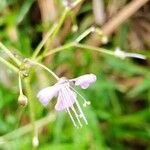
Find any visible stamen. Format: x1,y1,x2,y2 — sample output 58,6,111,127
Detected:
74,100,88,125
60,90,78,128
70,87,91,107
69,87,88,125
71,106,83,127
79,114,84,118
66,108,78,128
63,86,82,127
63,88,82,127
83,101,91,107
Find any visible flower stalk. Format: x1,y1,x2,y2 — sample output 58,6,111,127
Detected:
32,24,58,59
27,59,59,80
0,56,19,73
0,42,21,66
39,42,146,61
24,77,38,148
18,72,28,106
32,0,84,60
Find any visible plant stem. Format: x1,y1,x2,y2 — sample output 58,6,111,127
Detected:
0,42,21,66
31,8,70,60
24,77,36,147
32,24,57,59
18,72,23,95
75,27,95,43
42,8,70,55
28,59,59,80
0,56,19,72
71,0,84,8
39,42,146,61
75,43,114,56
32,0,84,60
40,42,114,59
36,42,74,61
18,73,23,95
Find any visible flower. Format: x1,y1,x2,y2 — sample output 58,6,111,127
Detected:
37,74,96,127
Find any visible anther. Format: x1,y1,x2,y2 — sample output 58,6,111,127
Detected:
83,101,91,107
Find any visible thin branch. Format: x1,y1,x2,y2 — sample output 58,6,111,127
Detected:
32,0,84,59
0,42,21,66
0,56,19,73
32,24,57,59
28,59,59,80
36,42,74,61
24,78,37,147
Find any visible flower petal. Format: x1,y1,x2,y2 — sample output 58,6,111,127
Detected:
74,74,96,89
37,84,62,106
55,87,76,111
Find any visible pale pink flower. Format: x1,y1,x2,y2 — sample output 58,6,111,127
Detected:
37,74,96,127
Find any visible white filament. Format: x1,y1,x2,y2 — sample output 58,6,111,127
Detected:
63,87,83,127
70,87,91,107
60,90,77,127
71,105,83,127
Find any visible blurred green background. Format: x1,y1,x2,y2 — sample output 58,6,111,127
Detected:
0,0,150,149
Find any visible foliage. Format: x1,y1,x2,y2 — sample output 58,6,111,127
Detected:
0,0,150,150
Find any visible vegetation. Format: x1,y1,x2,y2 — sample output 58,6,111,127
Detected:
0,0,150,149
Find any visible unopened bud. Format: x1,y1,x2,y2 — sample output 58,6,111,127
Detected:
101,36,108,44
72,25,78,32
114,47,126,59
32,136,39,147
18,94,28,106
95,28,102,35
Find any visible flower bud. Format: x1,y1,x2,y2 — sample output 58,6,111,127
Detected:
72,25,78,32
18,94,28,106
32,136,39,147
101,36,108,44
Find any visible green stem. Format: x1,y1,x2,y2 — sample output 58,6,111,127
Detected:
71,0,84,8
18,72,23,95
75,27,95,43
42,8,70,55
32,24,57,59
32,0,83,60
24,77,36,147
74,43,114,56
50,8,70,40
0,56,19,72
31,8,70,60
40,42,114,59
44,0,84,50
36,42,74,61
28,59,59,80
0,42,21,66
